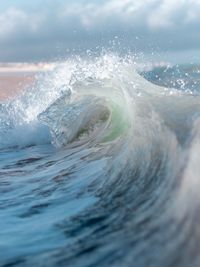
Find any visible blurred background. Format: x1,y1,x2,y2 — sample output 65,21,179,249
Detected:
0,0,200,63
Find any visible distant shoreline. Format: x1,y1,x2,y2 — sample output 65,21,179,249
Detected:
0,63,55,101
0,62,55,73
0,73,35,101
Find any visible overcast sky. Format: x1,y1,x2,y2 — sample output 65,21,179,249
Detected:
1,0,200,62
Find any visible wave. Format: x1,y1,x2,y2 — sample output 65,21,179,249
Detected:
1,54,200,266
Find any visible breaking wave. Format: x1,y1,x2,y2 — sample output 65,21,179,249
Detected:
1,54,200,267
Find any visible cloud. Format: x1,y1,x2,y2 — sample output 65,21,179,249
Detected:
148,0,200,30
60,0,200,31
0,7,43,43
61,0,156,30
0,0,200,61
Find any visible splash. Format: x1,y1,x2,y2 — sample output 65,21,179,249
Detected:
1,54,200,267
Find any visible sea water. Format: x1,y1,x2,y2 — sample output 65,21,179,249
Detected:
1,54,200,267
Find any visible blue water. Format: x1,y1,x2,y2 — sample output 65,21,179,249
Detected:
1,55,200,267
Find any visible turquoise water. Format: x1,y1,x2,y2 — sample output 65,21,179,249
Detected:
1,55,200,267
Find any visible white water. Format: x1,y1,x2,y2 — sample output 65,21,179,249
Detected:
1,54,200,267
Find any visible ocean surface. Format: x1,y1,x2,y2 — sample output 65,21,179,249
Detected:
1,54,200,267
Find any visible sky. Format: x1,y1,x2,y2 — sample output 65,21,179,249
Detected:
0,0,200,62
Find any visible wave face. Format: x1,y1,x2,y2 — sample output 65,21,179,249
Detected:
1,55,200,267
